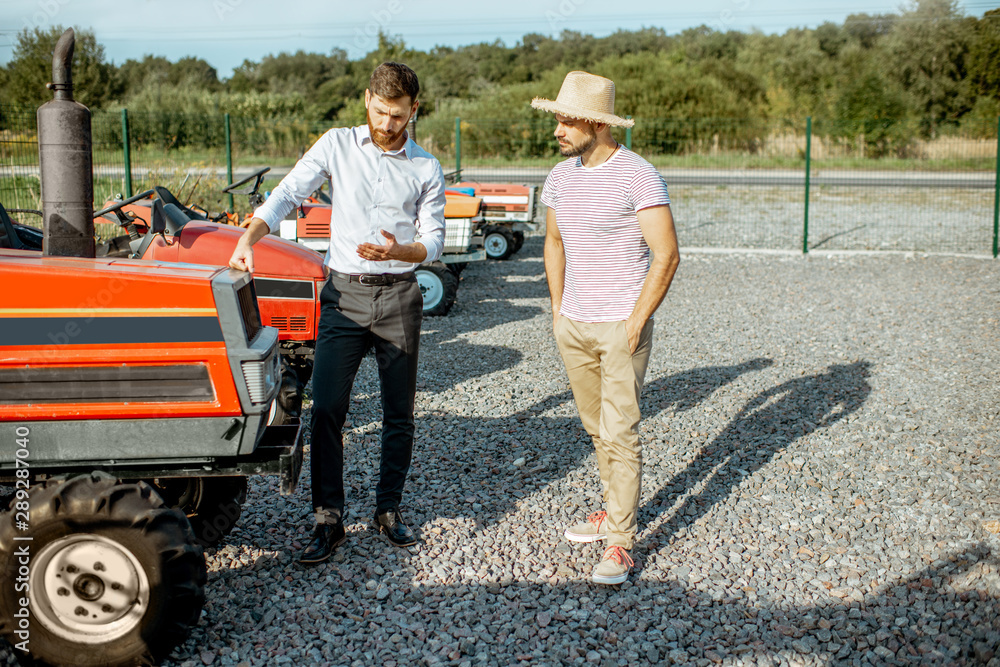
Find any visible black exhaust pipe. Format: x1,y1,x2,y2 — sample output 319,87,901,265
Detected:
37,28,94,257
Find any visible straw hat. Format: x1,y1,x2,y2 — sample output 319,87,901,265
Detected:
531,71,634,128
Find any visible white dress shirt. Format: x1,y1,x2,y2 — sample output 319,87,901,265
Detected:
252,125,446,274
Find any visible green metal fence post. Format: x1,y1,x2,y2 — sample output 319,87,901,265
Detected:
803,116,812,254
993,116,999,259
455,117,462,181
625,116,632,150
121,108,133,198
225,113,234,213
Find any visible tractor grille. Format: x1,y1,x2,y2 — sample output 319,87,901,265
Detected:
303,221,329,237
236,281,262,343
268,316,309,332
0,365,214,404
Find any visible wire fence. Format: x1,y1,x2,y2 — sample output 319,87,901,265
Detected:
2,106,997,256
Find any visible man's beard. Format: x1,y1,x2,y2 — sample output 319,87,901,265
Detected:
368,116,409,150
558,126,597,157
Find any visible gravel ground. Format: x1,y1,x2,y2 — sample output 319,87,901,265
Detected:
671,185,995,254
4,237,1000,666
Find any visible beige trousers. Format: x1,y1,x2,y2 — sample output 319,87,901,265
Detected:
555,317,654,549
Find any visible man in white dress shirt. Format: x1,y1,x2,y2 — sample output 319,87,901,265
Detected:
230,62,446,563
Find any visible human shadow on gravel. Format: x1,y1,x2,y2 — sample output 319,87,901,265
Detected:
450,236,552,306
415,332,523,393
641,358,774,416
408,358,776,528
638,361,872,552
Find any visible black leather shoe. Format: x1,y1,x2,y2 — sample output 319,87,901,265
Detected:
372,508,418,547
298,522,346,564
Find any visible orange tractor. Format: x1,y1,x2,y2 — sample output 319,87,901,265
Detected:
0,30,302,666
453,181,538,260
91,178,325,425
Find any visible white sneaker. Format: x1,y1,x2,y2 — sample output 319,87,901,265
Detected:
592,545,633,585
564,511,608,543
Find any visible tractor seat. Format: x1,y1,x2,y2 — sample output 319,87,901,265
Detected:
161,203,194,233
154,186,207,226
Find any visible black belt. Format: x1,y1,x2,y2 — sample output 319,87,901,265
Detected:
328,269,415,286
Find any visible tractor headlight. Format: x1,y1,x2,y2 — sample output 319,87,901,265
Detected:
241,350,280,405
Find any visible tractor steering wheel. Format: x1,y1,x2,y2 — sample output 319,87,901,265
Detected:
94,189,156,224
223,167,270,210
222,167,271,194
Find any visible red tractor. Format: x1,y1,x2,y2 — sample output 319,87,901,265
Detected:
0,29,302,666
90,169,324,425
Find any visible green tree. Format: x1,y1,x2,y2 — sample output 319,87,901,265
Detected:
815,22,848,57
965,10,1000,101
843,13,896,49
737,28,838,118
118,55,173,99
3,26,119,109
833,46,911,156
886,0,973,133
596,28,672,60
166,57,221,91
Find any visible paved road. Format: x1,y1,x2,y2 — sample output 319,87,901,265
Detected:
2,165,996,189
451,167,997,189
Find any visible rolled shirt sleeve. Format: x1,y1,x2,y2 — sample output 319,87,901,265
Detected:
413,165,446,263
252,135,330,233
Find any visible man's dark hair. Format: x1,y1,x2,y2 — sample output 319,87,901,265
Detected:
369,62,420,102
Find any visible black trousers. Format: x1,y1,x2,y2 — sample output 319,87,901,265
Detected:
310,273,423,519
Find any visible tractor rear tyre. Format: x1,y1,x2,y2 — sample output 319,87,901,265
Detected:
150,476,248,548
512,230,525,253
416,262,458,316
267,356,304,426
0,473,206,667
484,225,516,260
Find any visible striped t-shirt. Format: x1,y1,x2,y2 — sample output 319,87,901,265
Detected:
541,147,670,322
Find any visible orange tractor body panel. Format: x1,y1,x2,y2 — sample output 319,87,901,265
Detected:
98,200,326,345
142,221,326,343
0,251,243,421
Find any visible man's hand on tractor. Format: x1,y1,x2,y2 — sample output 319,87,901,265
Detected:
228,217,270,272
356,230,427,264
229,242,254,273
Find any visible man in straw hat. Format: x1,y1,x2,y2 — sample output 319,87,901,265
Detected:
532,71,680,584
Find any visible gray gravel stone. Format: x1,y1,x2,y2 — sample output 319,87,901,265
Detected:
3,239,999,667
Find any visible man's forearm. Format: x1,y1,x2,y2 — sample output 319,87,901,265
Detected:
239,217,271,249
543,235,566,316
396,242,428,265
628,251,679,325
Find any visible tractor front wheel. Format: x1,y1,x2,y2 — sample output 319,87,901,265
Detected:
484,225,516,260
0,473,206,667
150,476,248,548
512,230,525,253
416,262,458,316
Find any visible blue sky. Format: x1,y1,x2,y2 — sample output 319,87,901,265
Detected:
1,0,997,78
